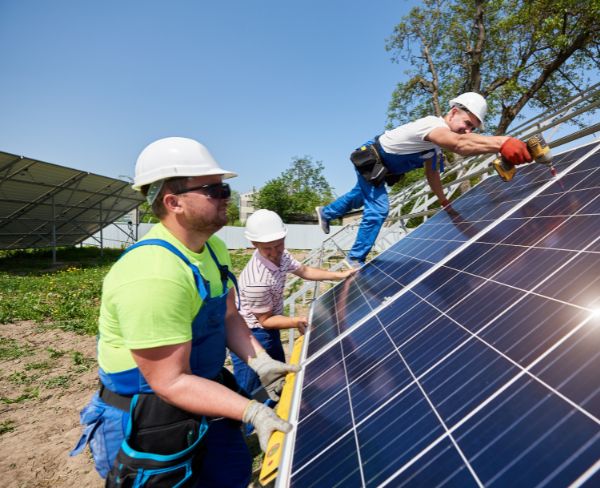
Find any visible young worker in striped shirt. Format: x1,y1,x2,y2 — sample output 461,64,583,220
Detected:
230,209,356,400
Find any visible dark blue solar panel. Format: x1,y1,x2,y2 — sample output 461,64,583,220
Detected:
355,386,447,486
292,433,362,487
530,324,600,419
286,142,600,487
422,341,519,423
454,376,599,487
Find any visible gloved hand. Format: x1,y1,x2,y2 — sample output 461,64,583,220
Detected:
248,351,301,402
500,137,532,165
243,400,292,451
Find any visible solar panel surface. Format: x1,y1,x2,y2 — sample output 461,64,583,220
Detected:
281,141,600,487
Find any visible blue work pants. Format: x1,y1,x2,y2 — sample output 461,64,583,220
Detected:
322,170,389,262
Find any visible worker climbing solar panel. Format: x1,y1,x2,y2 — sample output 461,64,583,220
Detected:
280,141,600,487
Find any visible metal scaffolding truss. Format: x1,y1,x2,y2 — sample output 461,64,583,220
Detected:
0,151,144,253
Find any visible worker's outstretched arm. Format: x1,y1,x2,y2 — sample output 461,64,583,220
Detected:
426,127,509,156
293,264,356,281
253,310,308,334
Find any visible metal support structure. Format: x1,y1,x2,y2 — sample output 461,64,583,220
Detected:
99,202,104,258
51,195,57,265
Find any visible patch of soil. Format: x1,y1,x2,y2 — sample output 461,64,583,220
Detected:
0,321,101,488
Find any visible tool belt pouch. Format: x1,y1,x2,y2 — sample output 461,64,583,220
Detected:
350,145,388,187
105,393,208,488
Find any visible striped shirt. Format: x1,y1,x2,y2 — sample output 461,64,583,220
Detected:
239,249,301,329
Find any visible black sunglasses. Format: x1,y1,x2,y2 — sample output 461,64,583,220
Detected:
174,182,231,199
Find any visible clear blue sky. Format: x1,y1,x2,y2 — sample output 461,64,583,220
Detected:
0,0,418,196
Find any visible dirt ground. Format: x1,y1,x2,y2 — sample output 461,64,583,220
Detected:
0,321,102,488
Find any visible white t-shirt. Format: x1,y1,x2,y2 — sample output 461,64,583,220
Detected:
378,116,449,155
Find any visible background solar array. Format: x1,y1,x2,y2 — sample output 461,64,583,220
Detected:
284,142,600,487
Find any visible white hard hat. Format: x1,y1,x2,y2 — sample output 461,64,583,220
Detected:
449,92,487,129
244,209,287,242
132,137,237,191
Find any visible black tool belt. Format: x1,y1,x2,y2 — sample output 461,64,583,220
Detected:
350,140,388,187
103,368,243,487
99,383,132,412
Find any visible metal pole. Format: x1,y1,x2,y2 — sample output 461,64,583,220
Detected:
52,195,57,265
99,202,104,258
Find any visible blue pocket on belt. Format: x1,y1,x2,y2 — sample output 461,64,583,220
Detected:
70,392,128,478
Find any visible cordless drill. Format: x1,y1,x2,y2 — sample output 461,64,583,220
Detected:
493,134,556,182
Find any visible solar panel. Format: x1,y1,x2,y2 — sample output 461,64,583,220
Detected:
0,150,143,250
278,141,600,487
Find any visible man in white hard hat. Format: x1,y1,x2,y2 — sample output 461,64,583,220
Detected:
231,209,356,405
71,137,297,487
316,92,533,268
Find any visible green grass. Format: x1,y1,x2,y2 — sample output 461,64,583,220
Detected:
0,420,16,436
0,246,255,337
0,386,39,404
0,247,120,335
0,338,34,360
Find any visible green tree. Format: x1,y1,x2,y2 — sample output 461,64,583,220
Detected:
254,157,334,221
226,190,241,225
138,202,158,223
386,0,600,134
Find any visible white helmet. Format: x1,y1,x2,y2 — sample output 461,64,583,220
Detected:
132,137,237,191
449,92,487,129
244,209,287,242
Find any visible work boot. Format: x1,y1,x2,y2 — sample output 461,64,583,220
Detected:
344,258,364,270
315,206,330,234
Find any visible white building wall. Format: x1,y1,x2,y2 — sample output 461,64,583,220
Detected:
82,223,347,250
239,191,257,224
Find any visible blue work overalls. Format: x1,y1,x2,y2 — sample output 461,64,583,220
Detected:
70,239,251,487
322,142,444,262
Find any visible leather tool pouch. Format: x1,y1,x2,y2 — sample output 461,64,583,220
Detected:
105,394,208,488
350,144,388,187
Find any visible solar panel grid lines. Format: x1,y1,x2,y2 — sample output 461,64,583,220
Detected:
290,298,596,484
370,318,486,487
338,326,369,487
304,142,600,367
290,178,596,484
276,141,600,488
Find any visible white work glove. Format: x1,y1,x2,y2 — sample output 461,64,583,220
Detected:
248,351,300,402
243,400,292,451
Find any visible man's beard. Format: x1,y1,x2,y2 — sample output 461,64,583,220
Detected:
189,207,228,233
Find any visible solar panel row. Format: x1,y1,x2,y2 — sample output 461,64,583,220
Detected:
281,142,600,487
0,151,143,250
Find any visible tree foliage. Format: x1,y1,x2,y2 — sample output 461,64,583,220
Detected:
226,190,241,225
254,156,334,222
138,202,158,223
386,0,600,134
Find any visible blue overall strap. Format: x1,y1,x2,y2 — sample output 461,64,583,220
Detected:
205,242,241,310
122,239,210,301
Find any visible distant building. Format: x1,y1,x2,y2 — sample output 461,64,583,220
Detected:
240,190,257,224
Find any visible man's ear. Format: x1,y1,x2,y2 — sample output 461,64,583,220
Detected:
163,193,184,214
